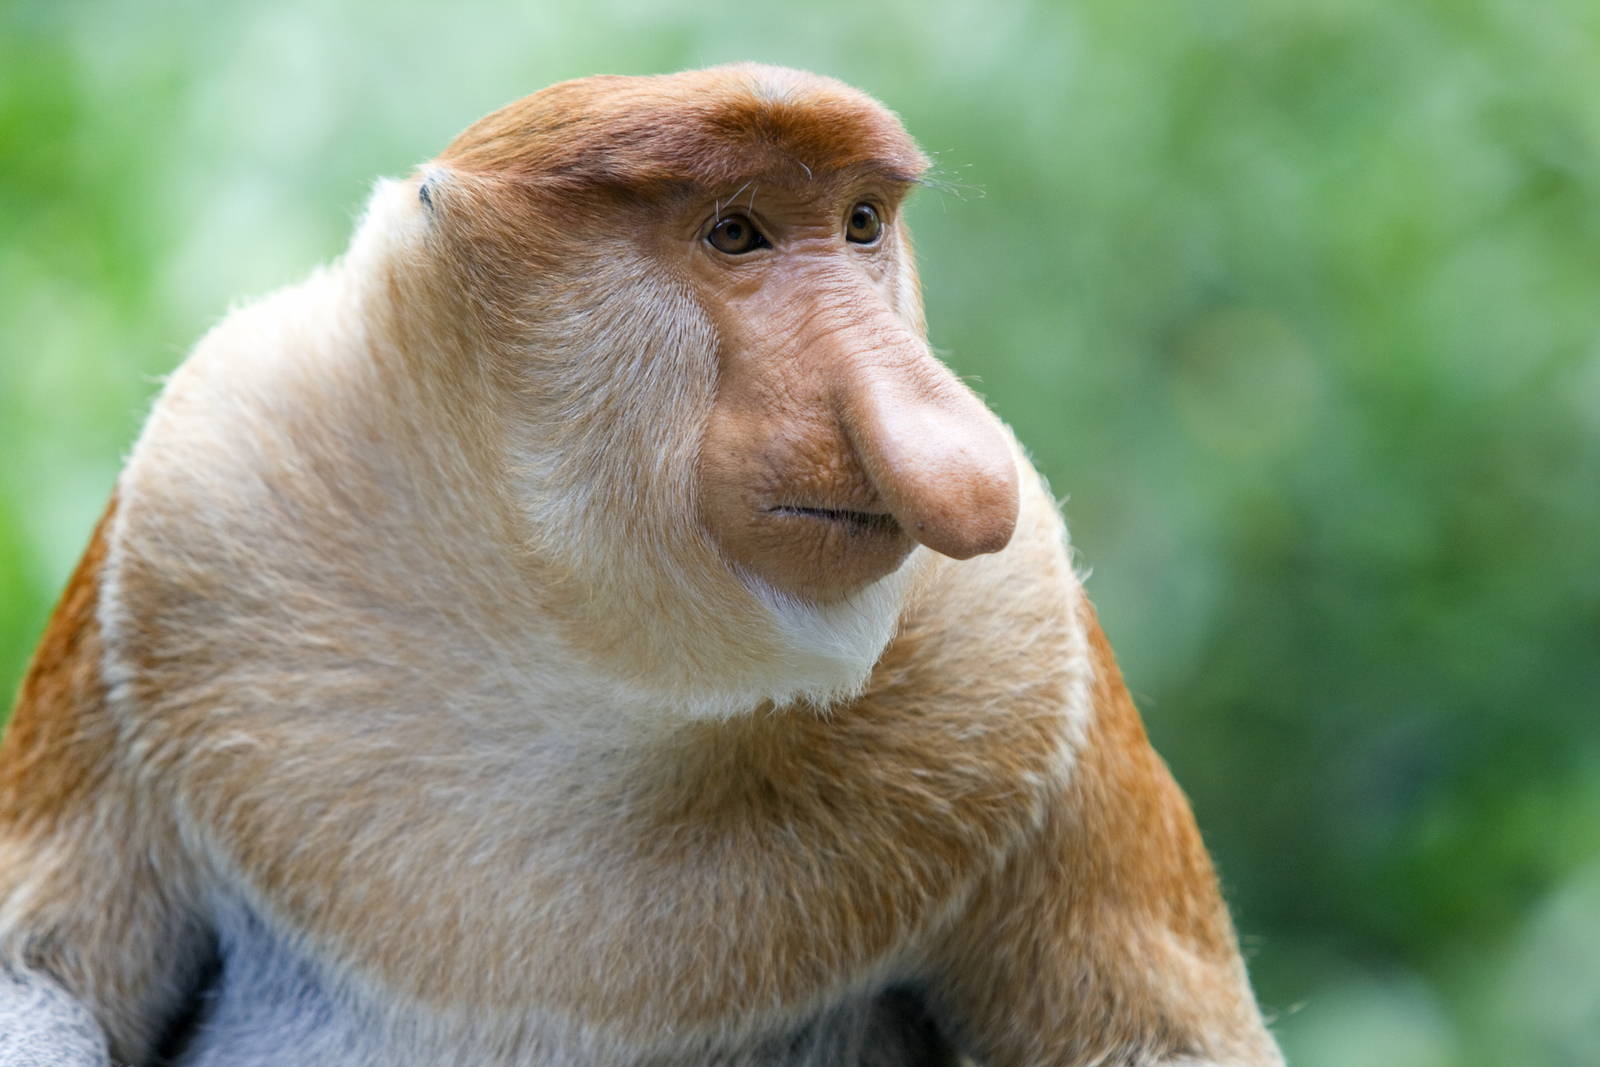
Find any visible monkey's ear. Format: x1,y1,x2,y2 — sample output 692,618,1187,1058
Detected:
417,164,448,212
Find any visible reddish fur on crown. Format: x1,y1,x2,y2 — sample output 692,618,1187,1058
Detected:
440,65,929,192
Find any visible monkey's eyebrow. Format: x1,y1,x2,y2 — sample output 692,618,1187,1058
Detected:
841,160,925,187
716,182,756,217
820,164,924,188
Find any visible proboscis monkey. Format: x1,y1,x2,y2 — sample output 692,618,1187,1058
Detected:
0,66,1283,1066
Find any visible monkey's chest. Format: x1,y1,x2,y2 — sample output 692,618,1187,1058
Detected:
177,689,1063,1034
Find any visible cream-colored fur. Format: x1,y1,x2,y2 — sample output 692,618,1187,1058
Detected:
0,65,1282,1066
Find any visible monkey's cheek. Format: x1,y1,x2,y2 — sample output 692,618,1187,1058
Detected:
728,512,916,604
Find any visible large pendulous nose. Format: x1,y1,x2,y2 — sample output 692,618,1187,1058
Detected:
832,318,1020,561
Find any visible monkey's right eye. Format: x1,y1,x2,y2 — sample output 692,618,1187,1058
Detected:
707,215,769,255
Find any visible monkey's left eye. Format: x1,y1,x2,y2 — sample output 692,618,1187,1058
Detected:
846,203,883,244
708,215,769,255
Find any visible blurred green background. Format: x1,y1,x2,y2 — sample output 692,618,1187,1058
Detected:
4,0,1599,1062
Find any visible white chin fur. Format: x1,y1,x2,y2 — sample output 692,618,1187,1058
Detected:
596,552,924,725
742,549,924,714
540,550,927,729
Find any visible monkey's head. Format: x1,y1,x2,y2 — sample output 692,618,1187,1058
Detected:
368,65,1018,717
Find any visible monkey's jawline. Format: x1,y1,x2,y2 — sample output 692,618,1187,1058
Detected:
770,506,902,536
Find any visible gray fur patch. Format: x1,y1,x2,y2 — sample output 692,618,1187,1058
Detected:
0,969,107,1067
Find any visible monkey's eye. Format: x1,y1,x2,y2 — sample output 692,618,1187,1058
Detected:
707,215,769,255
846,203,883,244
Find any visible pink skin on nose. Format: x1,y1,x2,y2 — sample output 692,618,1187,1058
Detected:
830,310,1020,561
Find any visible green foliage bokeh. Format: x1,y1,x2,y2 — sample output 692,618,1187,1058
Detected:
3,0,1598,1062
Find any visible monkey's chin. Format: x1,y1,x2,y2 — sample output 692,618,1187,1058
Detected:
561,549,927,726
739,546,928,714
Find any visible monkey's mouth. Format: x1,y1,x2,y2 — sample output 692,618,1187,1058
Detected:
771,506,902,537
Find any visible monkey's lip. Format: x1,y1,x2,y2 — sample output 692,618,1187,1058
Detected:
769,505,902,536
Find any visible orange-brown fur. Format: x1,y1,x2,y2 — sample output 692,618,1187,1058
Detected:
932,601,1274,1064
0,65,1280,1065
0,500,118,832
0,501,210,1057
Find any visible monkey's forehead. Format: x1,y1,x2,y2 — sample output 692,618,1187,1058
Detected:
437,65,929,193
